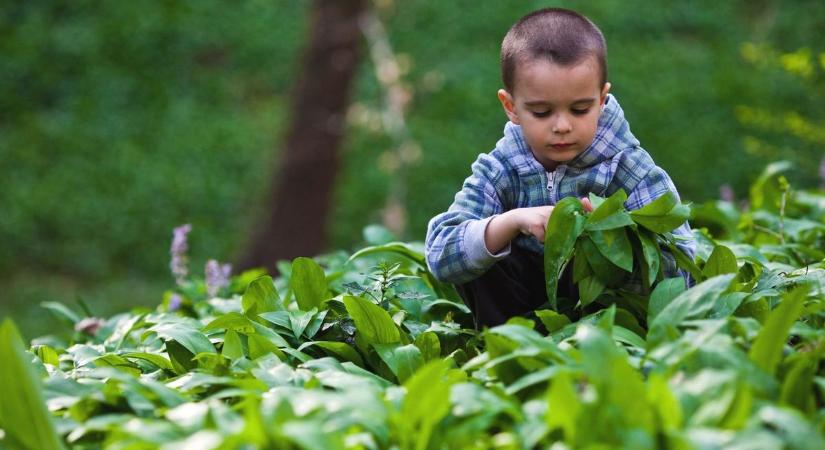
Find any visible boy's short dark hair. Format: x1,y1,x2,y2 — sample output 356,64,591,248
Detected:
501,8,607,93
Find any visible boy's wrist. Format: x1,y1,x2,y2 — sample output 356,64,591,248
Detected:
485,210,522,254
503,209,523,233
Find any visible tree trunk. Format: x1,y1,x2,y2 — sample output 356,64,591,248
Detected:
238,0,366,273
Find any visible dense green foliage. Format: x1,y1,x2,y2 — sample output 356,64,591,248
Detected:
2,0,825,307
1,164,823,449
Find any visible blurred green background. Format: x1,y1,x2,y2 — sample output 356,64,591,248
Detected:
2,0,824,338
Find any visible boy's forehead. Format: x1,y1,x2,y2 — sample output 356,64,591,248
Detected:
511,56,602,99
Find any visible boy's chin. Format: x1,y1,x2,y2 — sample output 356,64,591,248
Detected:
533,150,581,171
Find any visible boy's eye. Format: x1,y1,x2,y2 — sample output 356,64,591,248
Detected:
531,108,589,118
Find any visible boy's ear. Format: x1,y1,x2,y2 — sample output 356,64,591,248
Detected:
600,82,612,107
497,89,520,125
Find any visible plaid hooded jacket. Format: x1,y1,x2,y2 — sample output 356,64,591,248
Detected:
425,94,696,285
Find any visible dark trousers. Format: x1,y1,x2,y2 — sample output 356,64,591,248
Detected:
454,245,580,329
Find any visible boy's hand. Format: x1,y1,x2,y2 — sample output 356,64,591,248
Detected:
512,206,555,243
511,197,593,243
485,197,592,253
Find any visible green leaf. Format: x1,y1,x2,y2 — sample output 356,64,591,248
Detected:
578,275,606,307
664,239,704,282
630,192,691,233
290,257,328,311
597,304,616,333
749,160,792,210
342,295,401,345
348,242,463,303
0,319,64,450
545,370,581,442
632,190,678,215
203,312,256,333
241,276,281,316
121,352,173,371
35,345,59,366
257,310,292,333
166,340,196,374
589,228,634,272
398,360,455,450
780,353,818,415
40,301,81,326
93,354,141,376
702,245,739,278
648,274,735,347
247,334,286,361
145,322,216,356
647,277,686,326
221,329,244,360
487,324,567,362
297,341,364,367
708,292,748,319
576,325,655,431
282,421,345,450
579,236,626,287
748,286,808,375
613,325,647,349
571,248,592,282
534,309,571,334
719,384,753,429
588,192,606,210
348,242,426,267
373,343,424,383
544,197,587,310
505,365,565,395
414,331,441,362
506,316,535,329
303,310,328,339
635,228,661,287
585,189,634,231
647,371,683,430
287,308,318,340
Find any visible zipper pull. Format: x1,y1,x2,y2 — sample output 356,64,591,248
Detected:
547,171,554,191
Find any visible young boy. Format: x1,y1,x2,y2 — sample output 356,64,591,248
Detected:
425,8,696,329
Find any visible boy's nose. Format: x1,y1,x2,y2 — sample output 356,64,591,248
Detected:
552,116,571,134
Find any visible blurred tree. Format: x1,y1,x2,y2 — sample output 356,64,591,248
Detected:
238,0,367,272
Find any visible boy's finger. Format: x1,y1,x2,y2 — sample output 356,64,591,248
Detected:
580,197,593,212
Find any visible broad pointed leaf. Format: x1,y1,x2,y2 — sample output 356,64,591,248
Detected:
290,257,328,311
343,295,401,345
544,197,587,310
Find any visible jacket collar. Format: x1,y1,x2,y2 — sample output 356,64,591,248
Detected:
501,94,639,176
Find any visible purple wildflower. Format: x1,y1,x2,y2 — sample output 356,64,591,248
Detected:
205,259,232,298
719,184,735,203
819,156,825,190
168,293,183,311
170,224,192,286
75,317,105,336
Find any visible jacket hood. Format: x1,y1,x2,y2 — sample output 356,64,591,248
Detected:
499,94,640,177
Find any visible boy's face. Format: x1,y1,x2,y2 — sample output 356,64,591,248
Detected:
498,57,611,171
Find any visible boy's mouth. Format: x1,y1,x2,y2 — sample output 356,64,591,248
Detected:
551,143,574,149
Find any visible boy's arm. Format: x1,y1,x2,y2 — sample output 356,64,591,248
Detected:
485,203,593,253
425,153,515,284
484,211,522,255
426,152,591,284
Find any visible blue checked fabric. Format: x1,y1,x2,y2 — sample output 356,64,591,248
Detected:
425,94,696,285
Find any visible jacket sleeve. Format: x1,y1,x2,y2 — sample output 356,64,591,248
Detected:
625,164,697,286
425,153,513,284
